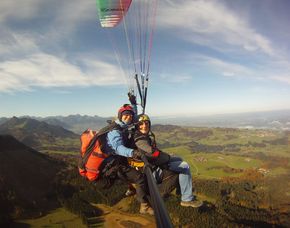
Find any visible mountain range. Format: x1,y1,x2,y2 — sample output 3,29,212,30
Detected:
0,117,79,152
39,114,110,133
1,109,289,134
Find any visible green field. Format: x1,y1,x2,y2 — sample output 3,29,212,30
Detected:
17,208,87,228
154,127,290,179
40,137,80,154
165,146,263,179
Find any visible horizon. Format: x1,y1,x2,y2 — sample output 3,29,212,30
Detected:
1,0,290,117
1,108,289,119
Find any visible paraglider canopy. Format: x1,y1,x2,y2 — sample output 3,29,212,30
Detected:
96,0,158,114
96,0,132,28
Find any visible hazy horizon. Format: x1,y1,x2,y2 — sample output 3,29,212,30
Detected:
1,108,289,119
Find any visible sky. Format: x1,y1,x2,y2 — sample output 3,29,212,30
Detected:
1,0,290,118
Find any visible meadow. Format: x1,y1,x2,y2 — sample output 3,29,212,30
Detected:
154,126,290,179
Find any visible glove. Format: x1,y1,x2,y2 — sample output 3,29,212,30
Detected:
128,92,137,105
132,149,143,159
152,150,160,158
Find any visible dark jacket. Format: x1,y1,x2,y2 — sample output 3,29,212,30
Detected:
133,130,170,168
134,130,178,198
134,130,156,153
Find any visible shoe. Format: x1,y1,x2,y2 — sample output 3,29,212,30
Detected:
125,188,136,197
140,203,154,215
125,184,136,197
180,200,203,208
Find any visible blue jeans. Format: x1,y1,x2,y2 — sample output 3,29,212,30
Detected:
168,156,194,202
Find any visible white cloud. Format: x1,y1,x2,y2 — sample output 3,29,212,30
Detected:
0,0,96,53
0,0,94,25
0,53,124,93
0,0,40,23
0,30,39,57
42,0,95,42
158,0,277,57
206,57,254,78
0,0,127,93
185,51,290,85
187,53,255,78
270,75,290,84
159,73,192,83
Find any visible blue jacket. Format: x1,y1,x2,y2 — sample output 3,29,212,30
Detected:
103,104,137,157
104,119,133,157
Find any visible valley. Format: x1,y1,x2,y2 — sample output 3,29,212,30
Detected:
0,117,289,227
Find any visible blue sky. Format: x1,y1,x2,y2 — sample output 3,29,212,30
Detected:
1,0,290,118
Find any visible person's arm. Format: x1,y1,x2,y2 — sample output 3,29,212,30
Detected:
107,129,134,157
134,135,153,154
132,103,138,116
128,92,138,118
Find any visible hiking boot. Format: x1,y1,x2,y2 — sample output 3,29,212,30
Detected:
125,188,136,197
140,203,154,215
180,199,203,208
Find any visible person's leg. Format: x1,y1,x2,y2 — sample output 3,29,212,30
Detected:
157,169,179,198
119,165,147,202
118,165,154,215
168,157,194,202
168,156,203,207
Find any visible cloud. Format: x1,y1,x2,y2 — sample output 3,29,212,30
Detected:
0,0,40,23
0,0,96,55
1,0,290,96
186,53,254,78
0,0,128,93
270,75,290,85
158,0,277,57
159,73,192,83
0,30,40,57
205,57,254,78
186,53,290,85
155,0,290,87
0,0,94,27
40,0,95,42
0,53,124,93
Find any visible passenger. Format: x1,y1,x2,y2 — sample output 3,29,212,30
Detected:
133,114,203,208
127,93,179,198
100,104,154,215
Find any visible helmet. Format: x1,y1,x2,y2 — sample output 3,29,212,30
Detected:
138,114,150,123
137,114,151,132
118,104,134,120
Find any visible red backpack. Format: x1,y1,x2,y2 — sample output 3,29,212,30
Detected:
78,122,120,181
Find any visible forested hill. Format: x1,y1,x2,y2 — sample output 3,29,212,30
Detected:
0,117,77,138
0,135,63,220
0,117,79,153
0,117,8,125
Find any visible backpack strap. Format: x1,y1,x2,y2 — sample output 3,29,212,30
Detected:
97,121,122,135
